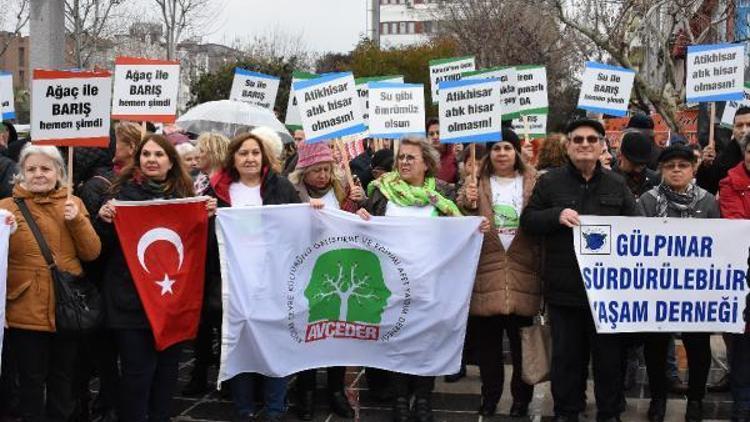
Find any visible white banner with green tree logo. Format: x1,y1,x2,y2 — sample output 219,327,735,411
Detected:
216,205,483,379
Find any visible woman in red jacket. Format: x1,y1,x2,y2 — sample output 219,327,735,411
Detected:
718,139,750,421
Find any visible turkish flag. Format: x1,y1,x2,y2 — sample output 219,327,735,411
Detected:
113,198,208,351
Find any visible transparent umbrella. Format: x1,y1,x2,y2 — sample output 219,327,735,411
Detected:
175,100,293,144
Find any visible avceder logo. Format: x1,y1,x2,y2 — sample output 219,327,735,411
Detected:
304,249,391,342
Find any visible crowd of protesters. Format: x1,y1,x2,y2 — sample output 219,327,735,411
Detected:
0,106,748,422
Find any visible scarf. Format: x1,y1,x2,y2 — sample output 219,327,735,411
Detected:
142,178,169,199
305,183,332,199
654,183,703,218
369,171,461,216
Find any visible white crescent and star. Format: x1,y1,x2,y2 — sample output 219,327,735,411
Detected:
136,228,185,296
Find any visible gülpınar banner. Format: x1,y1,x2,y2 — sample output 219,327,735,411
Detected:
574,216,750,333
216,205,483,379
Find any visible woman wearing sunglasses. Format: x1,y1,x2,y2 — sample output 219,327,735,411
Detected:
638,144,720,422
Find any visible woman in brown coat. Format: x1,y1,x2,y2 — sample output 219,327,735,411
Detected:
458,128,541,418
0,144,101,421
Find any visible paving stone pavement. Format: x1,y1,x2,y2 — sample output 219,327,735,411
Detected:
172,360,734,421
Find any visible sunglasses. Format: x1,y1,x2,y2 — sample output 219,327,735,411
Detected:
571,135,602,144
397,154,419,163
427,131,440,137
662,162,692,170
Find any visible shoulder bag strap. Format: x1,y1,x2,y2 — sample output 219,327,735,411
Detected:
13,197,56,269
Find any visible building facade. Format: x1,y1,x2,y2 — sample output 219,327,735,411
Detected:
375,0,444,47
0,32,31,90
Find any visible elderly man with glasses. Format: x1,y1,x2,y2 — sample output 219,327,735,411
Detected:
520,119,640,422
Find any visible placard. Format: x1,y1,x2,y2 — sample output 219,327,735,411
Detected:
31,69,112,147
462,66,520,120
720,83,750,128
368,82,425,139
285,70,318,130
429,56,475,104
293,72,366,143
516,65,548,115
574,216,750,333
0,72,15,120
577,62,635,117
229,68,280,110
511,114,547,138
438,78,502,143
686,43,745,103
111,56,180,123
355,75,404,128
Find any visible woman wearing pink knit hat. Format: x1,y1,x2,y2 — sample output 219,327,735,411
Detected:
287,141,365,420
288,141,365,214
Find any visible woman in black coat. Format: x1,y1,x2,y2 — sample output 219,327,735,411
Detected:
96,134,216,422
207,132,300,421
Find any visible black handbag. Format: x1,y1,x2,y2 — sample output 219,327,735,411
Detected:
14,198,102,333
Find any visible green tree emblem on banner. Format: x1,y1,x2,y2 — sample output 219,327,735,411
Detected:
305,249,391,324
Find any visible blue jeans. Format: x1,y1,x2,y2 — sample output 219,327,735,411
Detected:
230,372,287,417
731,333,750,416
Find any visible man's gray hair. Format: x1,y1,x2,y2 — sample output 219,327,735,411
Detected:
14,144,67,187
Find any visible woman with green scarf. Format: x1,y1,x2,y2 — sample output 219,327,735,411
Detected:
356,136,467,422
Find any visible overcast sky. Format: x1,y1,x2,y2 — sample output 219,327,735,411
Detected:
2,0,368,54
206,0,369,53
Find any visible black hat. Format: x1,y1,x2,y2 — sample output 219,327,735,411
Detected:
620,131,653,165
565,119,605,137
371,149,394,172
668,133,688,146
486,127,521,152
626,113,654,130
658,144,696,164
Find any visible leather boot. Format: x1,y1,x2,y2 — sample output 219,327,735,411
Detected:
648,398,667,422
478,397,497,416
509,401,529,417
686,400,703,422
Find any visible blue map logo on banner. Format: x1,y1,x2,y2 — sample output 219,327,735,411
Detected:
580,225,611,255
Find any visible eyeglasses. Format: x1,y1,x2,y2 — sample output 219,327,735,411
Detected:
571,135,602,144
662,162,692,170
397,154,419,163
427,131,440,137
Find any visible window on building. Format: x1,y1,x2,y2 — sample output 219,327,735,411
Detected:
390,22,398,34
381,22,389,34
407,22,415,34
18,47,24,67
399,22,407,34
423,21,434,33
19,70,24,82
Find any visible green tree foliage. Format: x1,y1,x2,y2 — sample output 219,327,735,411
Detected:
187,55,309,121
305,249,391,324
315,52,354,74
349,38,457,118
